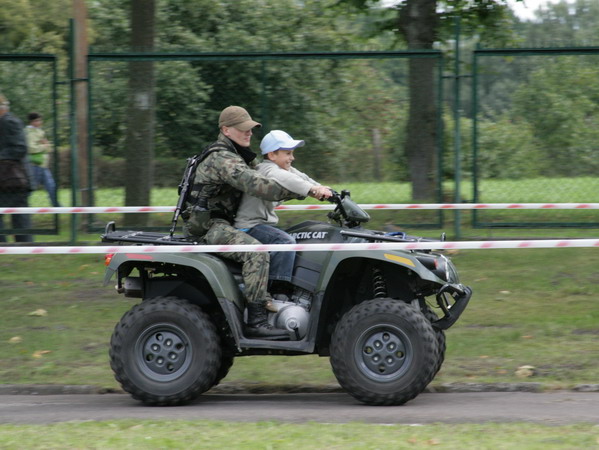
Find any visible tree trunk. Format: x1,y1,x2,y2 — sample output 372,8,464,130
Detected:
398,0,439,202
124,0,155,227
371,128,382,181
405,57,437,200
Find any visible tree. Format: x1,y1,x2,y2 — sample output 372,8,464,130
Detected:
336,0,518,200
523,0,599,46
87,0,404,182
0,0,71,54
123,0,156,227
511,56,599,177
398,0,438,200
474,0,599,179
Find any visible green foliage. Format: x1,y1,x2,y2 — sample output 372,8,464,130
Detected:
476,115,542,179
0,0,71,54
83,0,408,182
472,3,599,182
442,112,473,181
523,0,599,46
154,63,212,157
510,56,599,177
0,61,58,122
90,61,212,159
4,0,599,194
437,0,519,48
336,0,521,48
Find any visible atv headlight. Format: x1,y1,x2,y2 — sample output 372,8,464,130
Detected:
417,254,458,283
445,258,460,284
433,255,449,282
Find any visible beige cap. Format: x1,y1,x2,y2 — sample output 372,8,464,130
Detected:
0,93,9,107
218,106,261,131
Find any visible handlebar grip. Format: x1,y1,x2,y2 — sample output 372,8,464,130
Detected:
327,190,341,203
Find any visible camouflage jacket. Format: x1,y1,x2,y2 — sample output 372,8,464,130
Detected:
183,134,296,236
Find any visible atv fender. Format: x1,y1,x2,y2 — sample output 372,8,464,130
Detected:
104,251,245,310
313,249,450,289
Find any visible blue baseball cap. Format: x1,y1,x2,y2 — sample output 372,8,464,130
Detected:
260,130,305,155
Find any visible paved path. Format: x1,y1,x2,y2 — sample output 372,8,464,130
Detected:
1,391,598,425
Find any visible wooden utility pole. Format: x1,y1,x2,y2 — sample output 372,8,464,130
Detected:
73,0,89,206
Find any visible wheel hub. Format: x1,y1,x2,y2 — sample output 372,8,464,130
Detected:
356,326,412,382
135,324,191,381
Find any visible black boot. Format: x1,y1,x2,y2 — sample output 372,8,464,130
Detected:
245,303,289,339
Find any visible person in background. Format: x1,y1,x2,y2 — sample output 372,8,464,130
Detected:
234,130,332,297
25,112,60,207
0,93,33,242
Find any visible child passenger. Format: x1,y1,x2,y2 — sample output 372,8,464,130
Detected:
234,130,332,296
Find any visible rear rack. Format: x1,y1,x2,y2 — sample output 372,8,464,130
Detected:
101,221,200,246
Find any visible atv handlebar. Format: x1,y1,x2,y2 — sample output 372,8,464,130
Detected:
326,189,346,204
326,190,371,227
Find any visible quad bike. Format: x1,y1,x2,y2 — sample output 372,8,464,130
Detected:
101,189,472,406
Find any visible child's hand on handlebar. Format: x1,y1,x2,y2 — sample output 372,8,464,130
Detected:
310,186,333,201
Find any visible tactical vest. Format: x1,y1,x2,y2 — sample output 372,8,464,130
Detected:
181,140,242,236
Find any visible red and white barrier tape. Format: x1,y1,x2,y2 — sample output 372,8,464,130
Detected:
1,203,599,214
0,206,174,214
277,203,599,211
1,239,599,255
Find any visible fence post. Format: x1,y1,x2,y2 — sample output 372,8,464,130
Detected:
453,16,462,239
68,19,80,243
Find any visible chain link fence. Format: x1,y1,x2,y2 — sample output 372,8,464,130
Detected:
0,55,61,242
86,51,445,231
4,46,599,242
470,47,599,228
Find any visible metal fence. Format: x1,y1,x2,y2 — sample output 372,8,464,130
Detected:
471,46,599,228
4,44,599,242
85,50,446,232
0,54,61,241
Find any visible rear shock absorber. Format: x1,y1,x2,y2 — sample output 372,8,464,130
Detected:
372,267,387,298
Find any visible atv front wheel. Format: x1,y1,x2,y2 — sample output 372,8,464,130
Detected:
110,296,222,406
423,306,447,378
330,299,438,406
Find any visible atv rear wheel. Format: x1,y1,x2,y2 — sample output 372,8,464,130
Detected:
110,296,221,406
330,298,438,406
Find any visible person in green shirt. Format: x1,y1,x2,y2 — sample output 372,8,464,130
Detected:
25,112,60,207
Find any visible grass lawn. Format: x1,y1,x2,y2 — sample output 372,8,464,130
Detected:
0,421,598,449
1,248,598,390
6,181,599,388
3,181,599,445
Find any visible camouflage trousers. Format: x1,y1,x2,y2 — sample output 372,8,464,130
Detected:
204,219,270,306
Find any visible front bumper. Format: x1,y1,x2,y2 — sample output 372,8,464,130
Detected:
431,284,472,330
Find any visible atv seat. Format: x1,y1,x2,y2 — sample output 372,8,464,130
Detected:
102,221,245,284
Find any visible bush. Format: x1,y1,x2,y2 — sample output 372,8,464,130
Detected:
56,150,186,189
